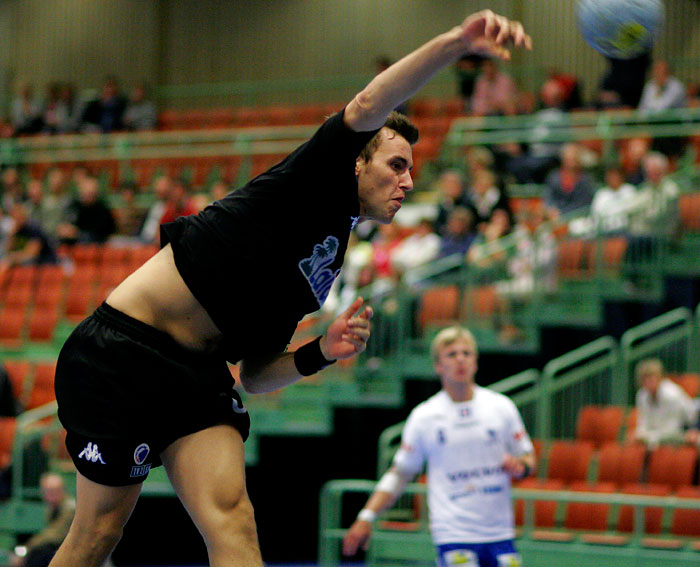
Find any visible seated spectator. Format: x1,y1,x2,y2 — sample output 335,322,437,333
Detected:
9,473,76,567
1,167,26,212
113,181,147,240
0,360,20,417
547,68,583,111
209,180,230,203
140,175,172,244
39,167,71,243
464,169,513,237
638,60,688,158
24,178,45,225
159,177,198,226
57,176,116,244
595,52,651,109
390,218,441,274
455,54,485,112
544,143,595,220
433,169,468,237
633,358,697,449
41,82,63,135
620,136,650,186
505,79,568,184
438,206,476,258
81,76,127,133
591,165,637,233
470,58,518,116
2,202,58,266
371,222,405,281
55,83,82,134
10,83,42,135
123,82,157,131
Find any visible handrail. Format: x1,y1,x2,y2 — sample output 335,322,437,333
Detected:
318,478,700,567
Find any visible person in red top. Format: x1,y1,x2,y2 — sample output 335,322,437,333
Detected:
543,143,594,221
158,177,199,226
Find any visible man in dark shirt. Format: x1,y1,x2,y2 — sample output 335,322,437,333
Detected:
51,10,530,567
2,203,58,266
56,176,116,244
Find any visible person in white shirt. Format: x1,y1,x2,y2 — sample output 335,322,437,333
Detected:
591,166,638,233
390,218,441,274
638,60,686,114
633,358,698,449
343,326,535,567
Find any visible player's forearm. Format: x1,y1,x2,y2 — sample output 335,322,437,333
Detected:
240,352,303,394
346,27,466,131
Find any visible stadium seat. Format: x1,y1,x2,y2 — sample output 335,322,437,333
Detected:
596,442,646,486
0,306,26,345
556,239,592,279
26,362,57,410
563,480,616,531
417,285,460,332
514,478,564,528
545,440,594,484
3,282,33,309
70,243,102,267
64,280,94,322
616,483,670,535
462,285,497,321
576,405,625,448
646,445,698,491
4,360,30,405
678,192,700,232
0,416,17,469
670,373,700,398
668,486,700,537
28,306,59,342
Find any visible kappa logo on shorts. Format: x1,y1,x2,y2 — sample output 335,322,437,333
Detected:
131,443,152,478
298,236,341,306
78,442,106,464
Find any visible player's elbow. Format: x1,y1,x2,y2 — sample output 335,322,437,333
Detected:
346,88,385,132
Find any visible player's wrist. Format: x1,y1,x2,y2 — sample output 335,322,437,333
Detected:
357,508,377,523
294,336,336,376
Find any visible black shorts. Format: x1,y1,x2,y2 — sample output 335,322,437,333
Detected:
55,302,250,486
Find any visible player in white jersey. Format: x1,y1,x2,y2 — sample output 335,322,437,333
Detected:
343,326,535,567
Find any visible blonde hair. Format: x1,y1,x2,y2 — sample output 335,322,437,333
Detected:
430,326,478,363
635,357,664,386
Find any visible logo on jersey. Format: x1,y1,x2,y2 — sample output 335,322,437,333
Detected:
78,442,106,464
131,443,152,478
134,443,150,465
350,216,360,231
459,407,471,418
486,429,498,444
437,428,446,445
299,236,341,306
513,430,526,441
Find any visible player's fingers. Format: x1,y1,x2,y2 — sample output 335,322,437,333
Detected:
340,297,364,320
342,333,368,352
360,305,374,320
495,16,511,44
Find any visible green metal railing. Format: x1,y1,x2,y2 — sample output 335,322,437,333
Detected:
319,479,700,567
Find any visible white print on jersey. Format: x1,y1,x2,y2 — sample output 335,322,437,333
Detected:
78,442,106,464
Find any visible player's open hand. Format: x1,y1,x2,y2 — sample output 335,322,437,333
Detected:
342,519,373,556
321,297,373,361
458,10,532,60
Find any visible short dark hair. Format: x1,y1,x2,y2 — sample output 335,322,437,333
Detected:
359,111,419,163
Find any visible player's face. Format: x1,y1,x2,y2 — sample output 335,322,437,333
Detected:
434,338,478,386
356,128,414,224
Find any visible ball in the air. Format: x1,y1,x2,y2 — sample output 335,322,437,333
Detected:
577,0,664,59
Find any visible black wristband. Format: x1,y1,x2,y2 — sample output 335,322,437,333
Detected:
294,336,336,376
519,462,532,479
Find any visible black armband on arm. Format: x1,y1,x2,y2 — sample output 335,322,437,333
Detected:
294,336,336,376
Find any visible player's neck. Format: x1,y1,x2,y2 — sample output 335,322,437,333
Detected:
444,382,474,403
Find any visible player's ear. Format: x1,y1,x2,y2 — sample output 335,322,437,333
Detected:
355,157,364,176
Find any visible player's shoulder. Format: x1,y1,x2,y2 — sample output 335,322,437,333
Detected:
479,386,518,410
408,390,450,420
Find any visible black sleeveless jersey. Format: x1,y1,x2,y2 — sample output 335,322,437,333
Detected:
161,109,379,363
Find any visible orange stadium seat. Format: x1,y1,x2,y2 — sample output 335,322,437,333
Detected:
0,306,26,345
562,480,616,532
596,442,646,486
4,360,30,406
28,306,59,342
576,405,625,448
514,478,564,529
646,445,698,491
26,362,57,410
678,192,700,232
0,416,17,469
417,285,460,331
545,440,594,484
617,483,670,535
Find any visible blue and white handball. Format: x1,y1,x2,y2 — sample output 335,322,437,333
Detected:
577,0,665,59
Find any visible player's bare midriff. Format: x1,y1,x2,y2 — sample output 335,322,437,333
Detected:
105,244,225,353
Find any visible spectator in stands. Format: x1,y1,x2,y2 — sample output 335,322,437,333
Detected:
547,68,583,111
470,58,518,116
1,202,59,266
0,360,20,417
390,218,441,274
455,54,485,112
465,168,513,237
81,76,127,133
25,178,45,225
438,206,476,258
505,79,568,184
140,174,172,244
595,52,651,109
543,143,594,220
370,222,405,282
1,167,26,212
591,165,637,234
343,326,535,566
159,177,198,226
123,82,157,131
433,169,468,237
10,83,43,135
620,137,650,186
113,181,147,240
55,83,82,134
639,59,688,158
57,176,116,244
633,358,697,449
9,473,76,567
39,167,71,243
41,82,64,135
209,180,230,203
